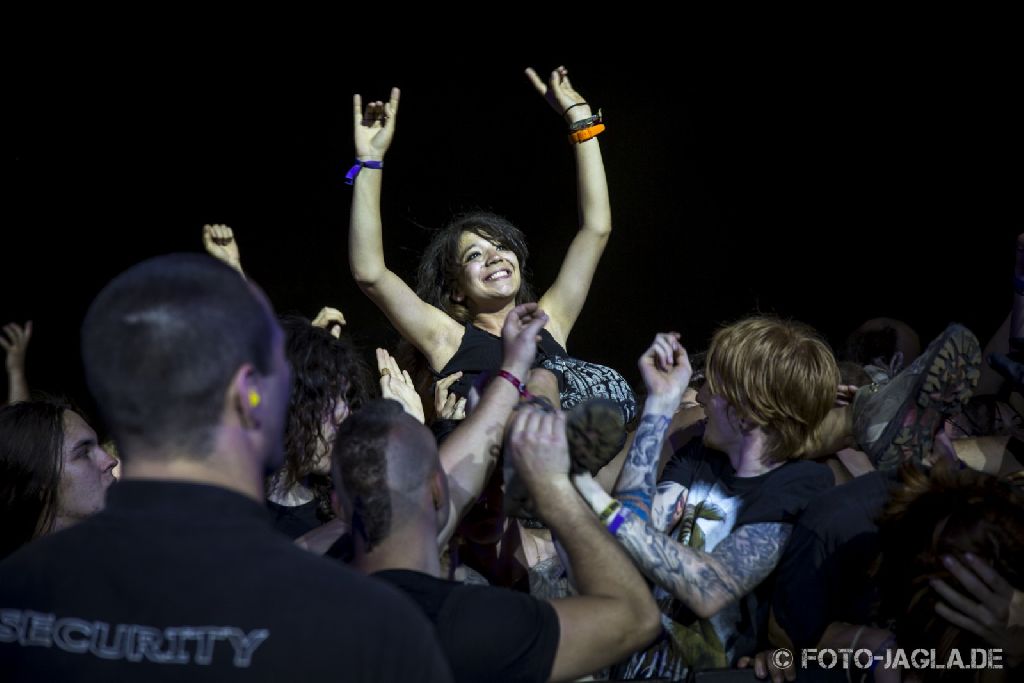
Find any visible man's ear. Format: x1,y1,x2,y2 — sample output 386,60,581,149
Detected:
430,472,444,511
230,364,262,428
727,404,752,433
430,468,451,532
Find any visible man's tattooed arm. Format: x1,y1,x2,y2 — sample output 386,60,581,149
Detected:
613,516,793,619
613,413,672,521
573,472,792,619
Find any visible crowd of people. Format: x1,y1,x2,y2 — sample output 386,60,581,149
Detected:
1,66,1021,682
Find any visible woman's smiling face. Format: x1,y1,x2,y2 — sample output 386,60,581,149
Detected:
453,231,521,306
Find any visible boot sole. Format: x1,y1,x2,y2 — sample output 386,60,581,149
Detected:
873,324,982,470
566,398,626,475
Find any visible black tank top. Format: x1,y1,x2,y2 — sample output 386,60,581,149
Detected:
435,323,566,399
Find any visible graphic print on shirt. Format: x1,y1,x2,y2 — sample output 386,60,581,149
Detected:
619,478,741,681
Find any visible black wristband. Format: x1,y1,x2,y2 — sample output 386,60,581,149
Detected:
562,102,589,119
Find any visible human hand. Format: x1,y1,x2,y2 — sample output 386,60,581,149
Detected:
435,372,466,420
835,384,859,407
202,224,243,272
1,321,32,374
353,87,400,161
376,348,424,424
932,553,1024,666
638,332,691,409
506,405,571,494
500,302,549,379
737,649,796,683
312,306,346,338
525,65,592,123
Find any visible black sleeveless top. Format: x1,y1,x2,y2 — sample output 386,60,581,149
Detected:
435,322,567,399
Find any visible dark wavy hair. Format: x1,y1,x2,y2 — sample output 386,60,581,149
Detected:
274,316,371,519
414,211,537,323
0,398,71,559
878,464,1024,681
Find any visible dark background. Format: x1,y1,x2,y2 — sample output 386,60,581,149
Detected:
5,32,1016,418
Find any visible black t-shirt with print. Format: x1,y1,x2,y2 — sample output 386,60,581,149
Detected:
618,438,834,681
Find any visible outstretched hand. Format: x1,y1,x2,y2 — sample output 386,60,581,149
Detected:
932,553,1024,666
501,303,549,379
525,66,592,121
376,348,425,424
1,321,32,374
638,332,691,404
202,224,244,274
435,372,467,420
353,87,400,160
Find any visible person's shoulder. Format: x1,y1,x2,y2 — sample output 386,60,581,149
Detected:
661,427,714,481
0,512,105,575
440,580,557,643
798,469,892,529
436,582,559,679
771,459,835,487
736,460,835,525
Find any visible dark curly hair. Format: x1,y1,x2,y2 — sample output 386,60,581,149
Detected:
878,464,1024,680
273,316,372,519
0,398,72,559
414,211,537,323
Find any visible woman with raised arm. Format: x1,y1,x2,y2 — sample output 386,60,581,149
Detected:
348,66,636,470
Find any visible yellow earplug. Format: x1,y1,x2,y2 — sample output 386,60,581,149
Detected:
248,390,261,408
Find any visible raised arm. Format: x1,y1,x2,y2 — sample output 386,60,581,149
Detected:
507,406,660,682
1,321,32,404
435,303,548,546
202,224,245,278
348,88,458,369
614,333,691,520
527,66,612,347
576,473,792,620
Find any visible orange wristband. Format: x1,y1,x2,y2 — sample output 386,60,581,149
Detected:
568,123,605,144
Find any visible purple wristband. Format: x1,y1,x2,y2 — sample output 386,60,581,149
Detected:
344,159,383,185
607,508,628,535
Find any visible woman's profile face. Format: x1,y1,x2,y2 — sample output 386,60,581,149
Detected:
56,411,117,528
453,231,521,306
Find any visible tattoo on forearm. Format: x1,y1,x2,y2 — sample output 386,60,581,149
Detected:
614,414,671,520
614,517,792,616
